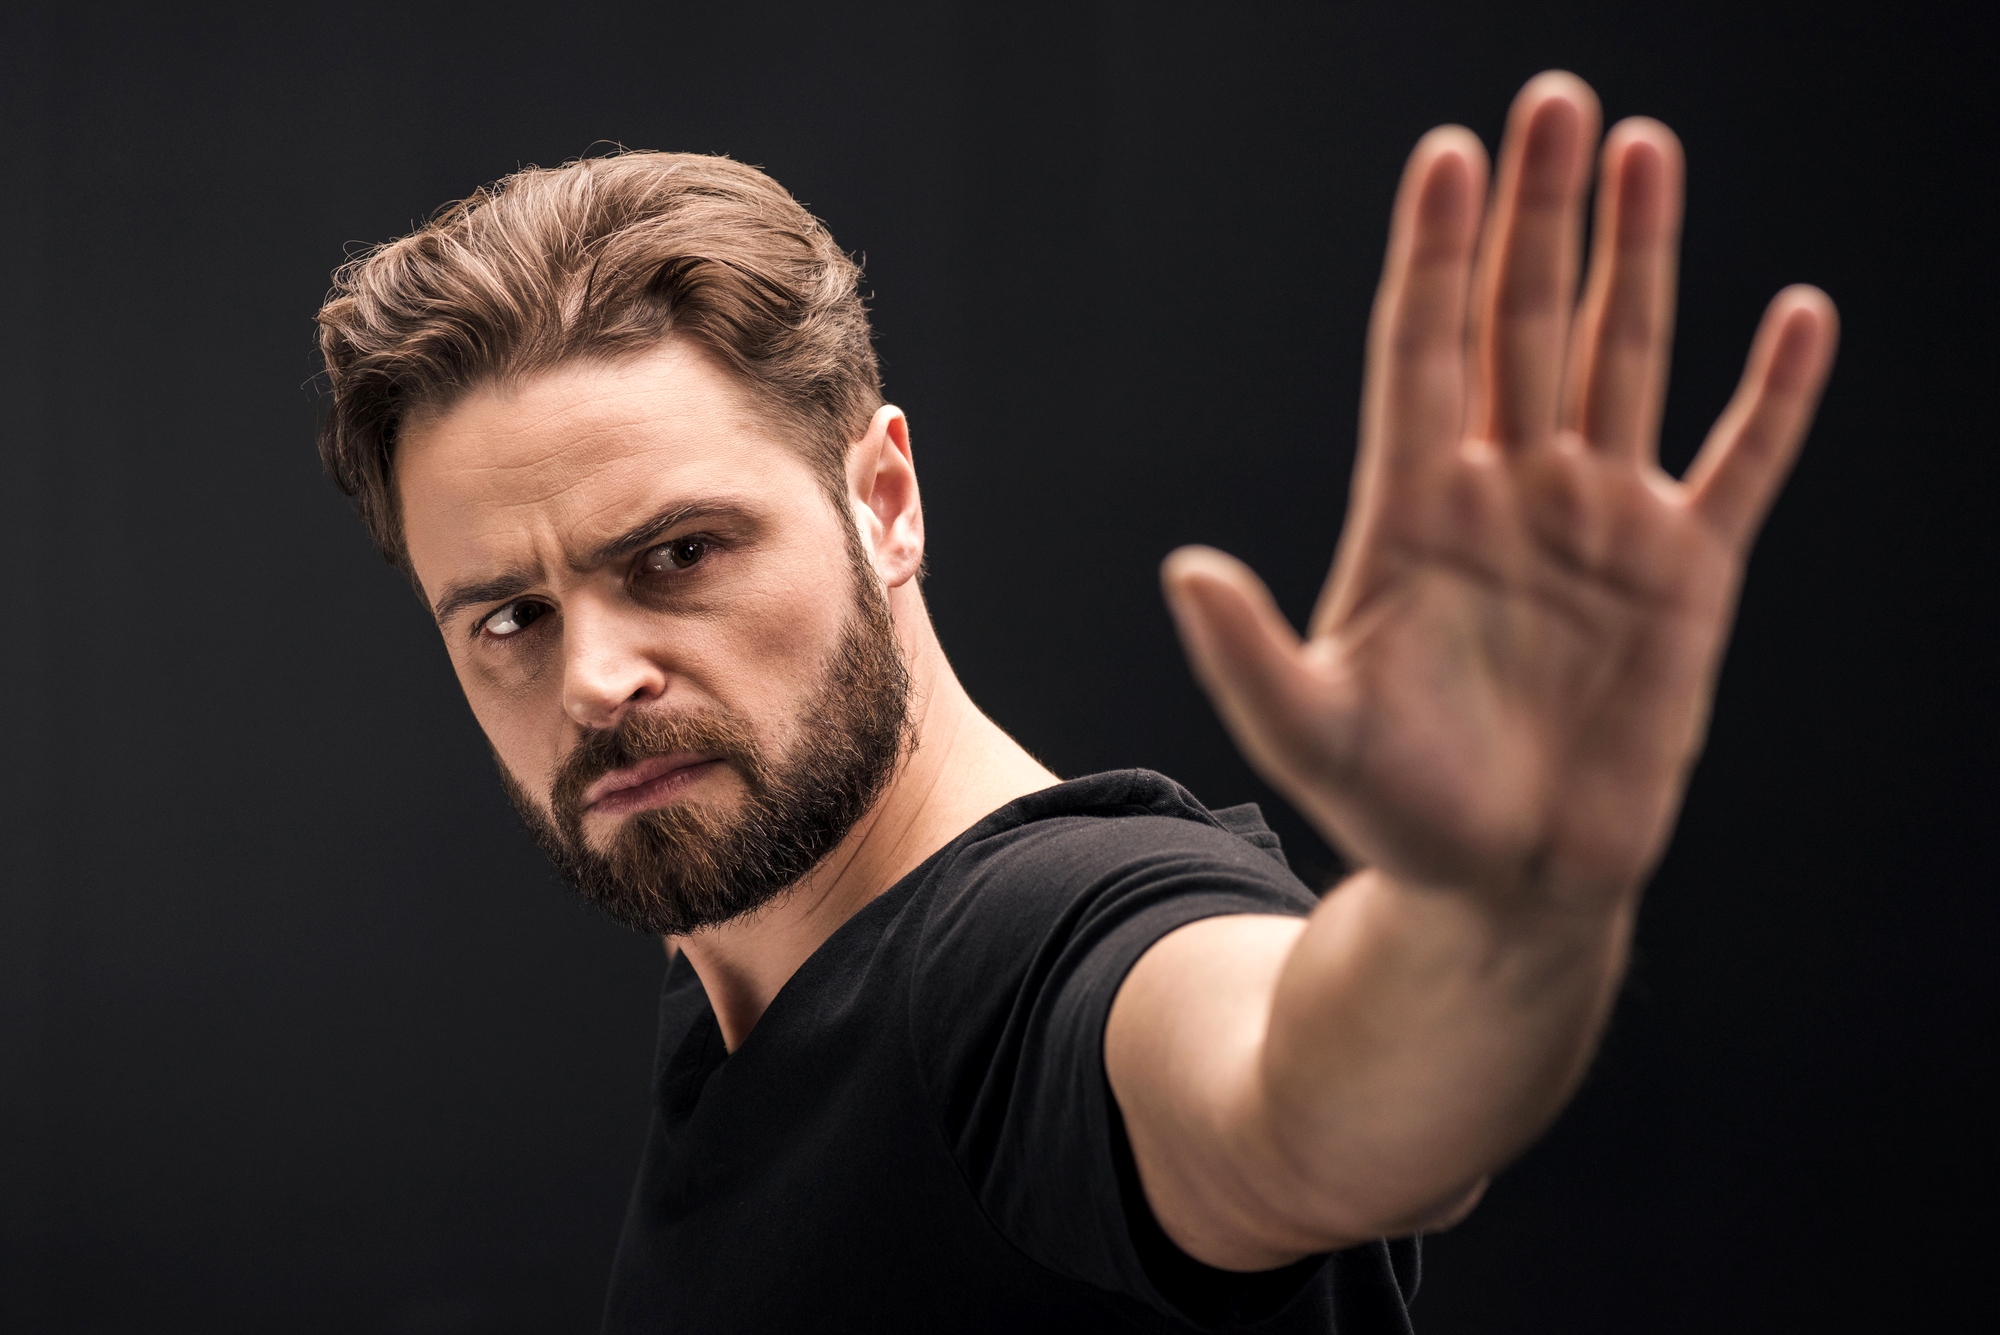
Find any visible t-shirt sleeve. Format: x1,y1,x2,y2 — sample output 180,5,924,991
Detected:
909,804,1331,1328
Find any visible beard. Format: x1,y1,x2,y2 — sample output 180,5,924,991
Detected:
496,562,913,938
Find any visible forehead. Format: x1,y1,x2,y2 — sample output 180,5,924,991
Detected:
395,340,828,583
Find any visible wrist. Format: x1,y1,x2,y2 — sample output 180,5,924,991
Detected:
1334,866,1636,993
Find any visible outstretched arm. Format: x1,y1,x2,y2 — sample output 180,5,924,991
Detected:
1105,71,1838,1270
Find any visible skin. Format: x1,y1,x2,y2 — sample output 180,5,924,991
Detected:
398,71,1837,1274
397,342,1054,1049
1111,73,1836,1266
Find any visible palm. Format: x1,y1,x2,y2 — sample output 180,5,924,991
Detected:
1305,420,1738,901
1166,74,1836,906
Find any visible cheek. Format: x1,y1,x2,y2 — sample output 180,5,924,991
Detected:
447,646,566,786
700,572,854,715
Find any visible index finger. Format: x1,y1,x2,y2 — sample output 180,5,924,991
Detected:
1357,126,1487,488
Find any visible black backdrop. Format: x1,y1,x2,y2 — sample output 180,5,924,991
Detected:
1,3,1993,1332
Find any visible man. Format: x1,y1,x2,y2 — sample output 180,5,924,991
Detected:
314,71,1835,1332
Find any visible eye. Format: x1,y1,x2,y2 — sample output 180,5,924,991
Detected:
481,599,548,638
642,536,709,573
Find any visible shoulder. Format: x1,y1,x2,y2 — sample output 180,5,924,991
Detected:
899,773,1323,1299
947,768,1309,895
912,769,1316,982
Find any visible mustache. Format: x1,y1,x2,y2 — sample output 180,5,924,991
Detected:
495,567,914,937
549,707,767,818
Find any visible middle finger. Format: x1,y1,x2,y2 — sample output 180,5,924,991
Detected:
1468,72,1601,452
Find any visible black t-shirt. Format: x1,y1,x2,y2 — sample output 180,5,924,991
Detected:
602,770,1419,1333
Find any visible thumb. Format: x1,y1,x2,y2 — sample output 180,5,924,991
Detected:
1161,546,1316,779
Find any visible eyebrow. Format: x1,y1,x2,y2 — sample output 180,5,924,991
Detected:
428,498,763,627
576,499,759,571
431,566,543,628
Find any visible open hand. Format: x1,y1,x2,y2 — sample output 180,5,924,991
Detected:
1163,72,1838,910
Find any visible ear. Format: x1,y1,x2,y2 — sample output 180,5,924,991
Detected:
846,405,925,588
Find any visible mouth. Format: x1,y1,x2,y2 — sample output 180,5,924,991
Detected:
581,753,727,817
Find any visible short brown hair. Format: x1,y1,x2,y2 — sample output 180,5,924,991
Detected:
315,151,882,569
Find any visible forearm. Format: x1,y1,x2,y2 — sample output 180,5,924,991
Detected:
1133,69,1833,1275
1254,868,1634,1246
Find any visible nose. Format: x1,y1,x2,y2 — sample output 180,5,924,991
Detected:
560,596,670,731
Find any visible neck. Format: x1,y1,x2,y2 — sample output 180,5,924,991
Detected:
672,588,1055,1050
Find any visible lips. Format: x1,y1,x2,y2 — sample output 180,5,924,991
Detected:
581,753,723,816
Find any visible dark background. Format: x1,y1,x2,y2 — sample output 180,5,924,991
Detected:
1,1,1992,1331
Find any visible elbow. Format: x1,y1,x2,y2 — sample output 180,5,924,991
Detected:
1256,1158,1494,1248
1410,1175,1487,1233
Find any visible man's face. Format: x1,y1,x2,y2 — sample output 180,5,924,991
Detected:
396,339,909,934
